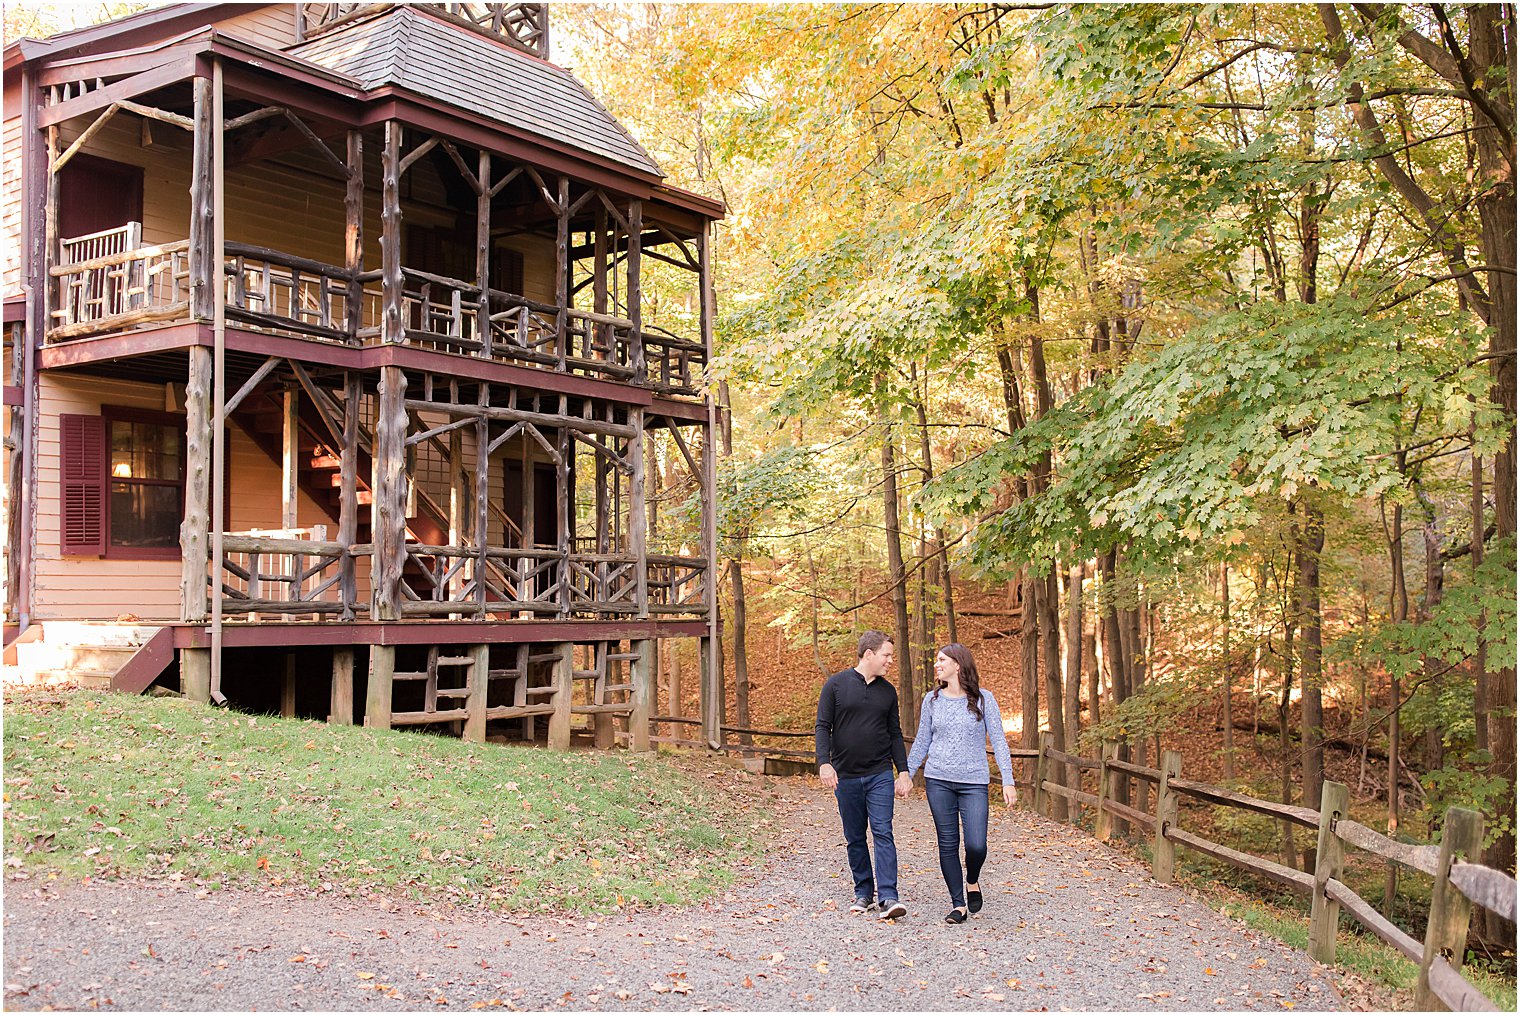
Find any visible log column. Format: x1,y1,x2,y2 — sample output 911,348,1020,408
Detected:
631,638,655,751
365,644,395,730
178,71,217,702
464,643,489,742
330,646,354,724
344,129,364,342
372,365,408,621
628,199,643,384
548,641,573,750
179,346,213,703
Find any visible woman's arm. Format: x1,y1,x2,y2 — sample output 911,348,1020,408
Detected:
905,694,934,776
983,692,1016,789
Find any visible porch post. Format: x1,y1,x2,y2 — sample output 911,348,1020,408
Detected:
330,646,354,724
373,364,407,621
189,75,214,322
365,644,394,730
180,342,213,703
464,642,489,742
338,371,360,620
548,640,573,750
628,199,643,384
380,120,402,346
631,638,654,751
344,129,364,342
476,149,492,357
630,406,648,618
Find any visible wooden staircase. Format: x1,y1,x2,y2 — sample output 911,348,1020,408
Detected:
229,388,454,602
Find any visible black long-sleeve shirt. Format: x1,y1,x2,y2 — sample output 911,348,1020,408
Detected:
814,668,908,778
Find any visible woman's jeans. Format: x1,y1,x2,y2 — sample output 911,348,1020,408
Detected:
834,769,899,903
924,777,989,908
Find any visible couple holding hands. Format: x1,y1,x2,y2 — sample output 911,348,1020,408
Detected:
815,631,1016,925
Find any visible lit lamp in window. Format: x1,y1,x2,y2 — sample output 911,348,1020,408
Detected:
112,462,133,478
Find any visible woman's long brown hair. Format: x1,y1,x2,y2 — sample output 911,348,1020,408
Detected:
932,642,983,721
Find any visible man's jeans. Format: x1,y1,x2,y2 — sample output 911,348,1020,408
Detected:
924,777,990,908
834,769,898,903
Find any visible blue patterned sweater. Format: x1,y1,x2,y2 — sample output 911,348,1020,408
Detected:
905,690,1016,787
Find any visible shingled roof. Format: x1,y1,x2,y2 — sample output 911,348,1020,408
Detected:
290,6,662,180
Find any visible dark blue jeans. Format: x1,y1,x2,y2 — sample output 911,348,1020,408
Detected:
924,777,989,908
834,769,898,903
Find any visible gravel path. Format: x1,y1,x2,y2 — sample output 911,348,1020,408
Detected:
4,781,1343,1011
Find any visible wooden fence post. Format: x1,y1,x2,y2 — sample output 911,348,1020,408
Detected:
547,641,573,750
1415,806,1484,1010
1152,749,1183,884
1095,741,1116,842
1308,780,1349,964
1034,732,1052,816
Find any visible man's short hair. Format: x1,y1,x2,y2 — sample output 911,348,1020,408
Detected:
857,630,892,659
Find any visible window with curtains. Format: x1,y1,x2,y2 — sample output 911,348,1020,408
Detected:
60,408,184,559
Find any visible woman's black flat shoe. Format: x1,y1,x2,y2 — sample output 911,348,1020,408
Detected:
945,907,968,924
967,889,983,914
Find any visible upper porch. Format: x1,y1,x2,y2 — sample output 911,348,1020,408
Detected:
13,2,719,399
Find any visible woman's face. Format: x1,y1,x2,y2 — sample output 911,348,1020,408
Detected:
934,651,959,685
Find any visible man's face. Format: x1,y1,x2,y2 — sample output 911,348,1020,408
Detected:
861,641,895,679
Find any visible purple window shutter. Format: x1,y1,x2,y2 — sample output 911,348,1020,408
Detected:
60,413,107,556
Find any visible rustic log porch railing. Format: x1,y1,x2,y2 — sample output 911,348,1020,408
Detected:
216,529,369,620
212,537,705,623
45,234,708,395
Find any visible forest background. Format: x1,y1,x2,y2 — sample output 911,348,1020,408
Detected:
6,0,1515,953
554,0,1518,930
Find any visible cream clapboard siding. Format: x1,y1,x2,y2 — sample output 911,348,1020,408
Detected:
33,374,328,620
216,5,301,49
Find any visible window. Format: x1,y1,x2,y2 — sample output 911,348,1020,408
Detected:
60,407,184,558
105,408,183,556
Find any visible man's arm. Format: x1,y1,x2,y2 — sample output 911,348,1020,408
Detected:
815,677,838,789
888,690,912,797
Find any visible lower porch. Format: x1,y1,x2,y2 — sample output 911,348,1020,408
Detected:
5,618,716,753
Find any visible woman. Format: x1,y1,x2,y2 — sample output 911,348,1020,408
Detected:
905,643,1016,924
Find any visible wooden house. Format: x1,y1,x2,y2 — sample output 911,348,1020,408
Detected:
2,2,724,750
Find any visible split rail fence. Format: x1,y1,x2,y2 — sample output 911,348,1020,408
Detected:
653,718,1514,1012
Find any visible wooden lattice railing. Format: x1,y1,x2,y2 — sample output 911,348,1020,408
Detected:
47,234,709,394
298,3,549,57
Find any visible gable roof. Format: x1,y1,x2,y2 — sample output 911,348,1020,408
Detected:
290,6,663,180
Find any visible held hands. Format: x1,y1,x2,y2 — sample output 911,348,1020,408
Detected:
819,763,839,790
894,773,914,799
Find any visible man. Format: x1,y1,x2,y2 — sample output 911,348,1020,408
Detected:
815,630,914,920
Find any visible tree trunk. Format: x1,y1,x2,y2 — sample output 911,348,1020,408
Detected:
1064,560,1084,802
1385,497,1408,912
1296,500,1326,813
880,403,914,731
1020,568,1040,788
718,382,750,744
1101,551,1131,833
1472,3,1517,881
1221,561,1235,781
1039,568,1067,819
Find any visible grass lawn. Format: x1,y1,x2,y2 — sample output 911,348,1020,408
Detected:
3,689,768,912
